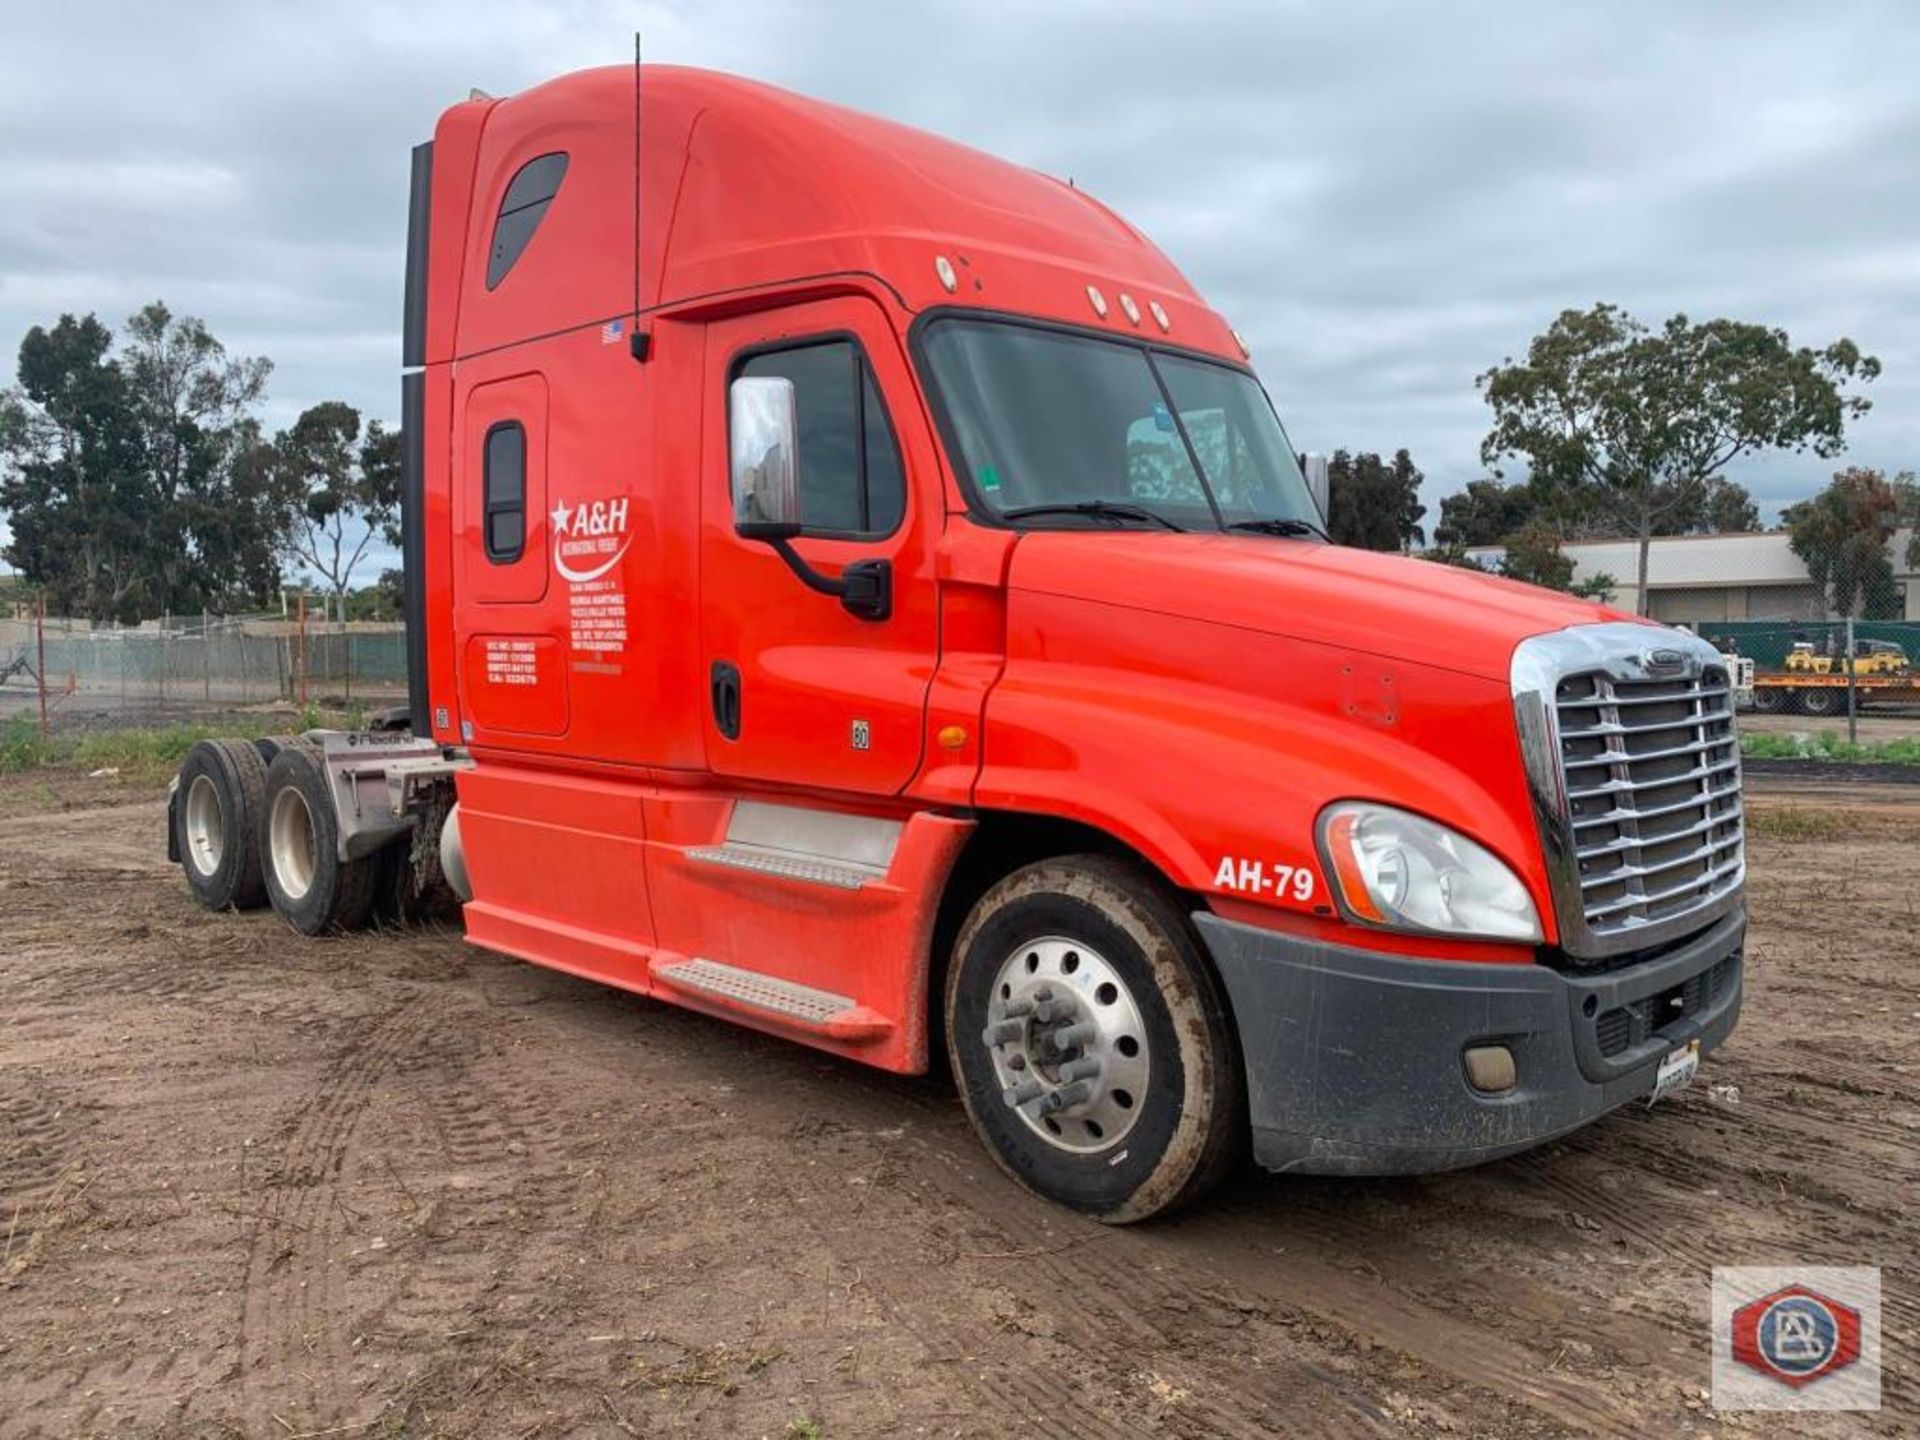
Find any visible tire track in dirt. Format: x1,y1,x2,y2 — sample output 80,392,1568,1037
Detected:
774,1121,1402,1440
0,1070,84,1284
1509,1120,1920,1416
868,1125,1623,1438
355,1024,579,1366
1166,1192,1645,1440
236,1000,433,1432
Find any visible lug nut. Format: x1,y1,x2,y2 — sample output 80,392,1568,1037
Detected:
1001,1078,1045,1107
1050,1022,1096,1053
1032,997,1069,1022
999,998,1034,1020
982,1019,1024,1047
1059,1056,1101,1083
1037,1080,1092,1116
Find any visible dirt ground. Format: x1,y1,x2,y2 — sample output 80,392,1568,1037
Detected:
1740,707,1920,743
0,771,1913,1439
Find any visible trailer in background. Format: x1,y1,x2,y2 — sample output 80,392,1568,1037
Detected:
1746,671,1920,717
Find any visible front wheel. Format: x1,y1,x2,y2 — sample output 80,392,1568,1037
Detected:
945,855,1243,1223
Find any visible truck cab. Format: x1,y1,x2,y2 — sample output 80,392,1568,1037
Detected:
174,66,1746,1221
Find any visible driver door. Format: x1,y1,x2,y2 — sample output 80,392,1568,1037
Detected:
699,298,939,796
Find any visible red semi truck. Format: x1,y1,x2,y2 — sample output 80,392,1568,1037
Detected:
168,66,1746,1222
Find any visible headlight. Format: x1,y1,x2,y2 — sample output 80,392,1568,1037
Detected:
1317,802,1542,942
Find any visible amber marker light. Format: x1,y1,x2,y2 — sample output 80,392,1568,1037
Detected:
1321,809,1388,923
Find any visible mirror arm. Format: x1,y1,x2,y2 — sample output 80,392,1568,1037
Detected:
766,536,848,599
740,526,892,622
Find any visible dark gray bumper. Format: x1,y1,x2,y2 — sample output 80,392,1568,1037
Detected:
1193,906,1745,1175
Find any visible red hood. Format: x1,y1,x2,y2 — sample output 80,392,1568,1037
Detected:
1004,532,1641,682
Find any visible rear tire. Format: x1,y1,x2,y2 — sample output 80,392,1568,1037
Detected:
260,744,375,935
1801,686,1845,718
945,855,1243,1224
174,740,270,911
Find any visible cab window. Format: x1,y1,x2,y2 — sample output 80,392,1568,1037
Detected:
736,341,904,537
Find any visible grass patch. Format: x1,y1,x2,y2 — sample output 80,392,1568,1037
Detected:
1740,729,1920,766
0,706,353,783
1746,806,1852,842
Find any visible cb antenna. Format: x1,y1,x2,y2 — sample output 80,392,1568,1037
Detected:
630,32,650,362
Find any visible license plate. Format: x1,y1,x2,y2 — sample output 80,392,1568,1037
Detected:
1651,1040,1701,1102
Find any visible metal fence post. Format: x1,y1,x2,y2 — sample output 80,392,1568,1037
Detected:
35,593,49,741
297,590,309,712
1845,615,1857,745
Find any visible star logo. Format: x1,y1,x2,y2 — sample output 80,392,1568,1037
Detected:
549,499,572,536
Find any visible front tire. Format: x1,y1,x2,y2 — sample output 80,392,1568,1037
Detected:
945,855,1243,1224
260,744,375,935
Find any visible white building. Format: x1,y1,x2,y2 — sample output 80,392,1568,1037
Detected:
1468,530,1920,622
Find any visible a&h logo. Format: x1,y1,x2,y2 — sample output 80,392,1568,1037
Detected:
550,496,632,583
1713,1266,1880,1411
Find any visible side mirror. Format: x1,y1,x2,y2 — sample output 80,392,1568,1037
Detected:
725,373,891,622
729,376,801,539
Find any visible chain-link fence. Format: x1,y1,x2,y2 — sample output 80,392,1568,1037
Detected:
1545,529,1920,742
0,611,409,733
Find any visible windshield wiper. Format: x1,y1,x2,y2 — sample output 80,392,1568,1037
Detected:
1001,501,1187,533
1225,516,1330,542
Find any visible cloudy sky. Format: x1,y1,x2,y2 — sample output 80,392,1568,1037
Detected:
3,0,1916,571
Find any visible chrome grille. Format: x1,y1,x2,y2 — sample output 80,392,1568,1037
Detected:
1554,667,1743,940
1513,624,1746,959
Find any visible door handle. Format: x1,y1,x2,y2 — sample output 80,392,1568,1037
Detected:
710,661,742,741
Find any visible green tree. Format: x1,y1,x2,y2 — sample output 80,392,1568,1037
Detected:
121,302,276,613
274,402,401,621
0,304,283,621
1784,467,1908,618
1478,303,1877,613
0,315,148,620
1697,478,1762,534
1493,521,1617,602
1326,448,1426,551
344,568,407,622
1432,477,1537,549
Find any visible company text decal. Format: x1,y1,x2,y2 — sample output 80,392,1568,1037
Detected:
552,496,631,670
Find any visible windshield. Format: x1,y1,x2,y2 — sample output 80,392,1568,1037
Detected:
918,318,1321,532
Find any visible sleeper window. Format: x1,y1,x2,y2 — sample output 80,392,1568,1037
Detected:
484,421,526,562
486,152,568,290
736,341,904,536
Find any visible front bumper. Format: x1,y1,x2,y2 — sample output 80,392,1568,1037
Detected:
1193,905,1745,1175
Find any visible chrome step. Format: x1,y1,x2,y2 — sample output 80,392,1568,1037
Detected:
655,958,854,1024
684,843,879,890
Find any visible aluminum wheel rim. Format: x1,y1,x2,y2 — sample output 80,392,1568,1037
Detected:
269,784,317,902
980,935,1151,1154
184,773,224,878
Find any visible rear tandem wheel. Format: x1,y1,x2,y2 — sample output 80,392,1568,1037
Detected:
259,743,377,935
